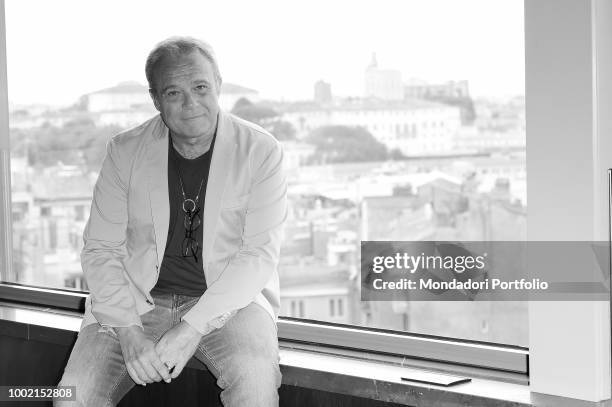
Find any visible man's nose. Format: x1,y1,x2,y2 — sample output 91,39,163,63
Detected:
182,91,197,108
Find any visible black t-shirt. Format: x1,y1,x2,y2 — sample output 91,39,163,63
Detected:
153,132,216,296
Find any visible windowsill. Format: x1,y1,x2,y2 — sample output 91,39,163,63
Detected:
0,300,533,406
279,347,531,406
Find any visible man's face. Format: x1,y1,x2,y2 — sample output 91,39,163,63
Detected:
151,51,220,141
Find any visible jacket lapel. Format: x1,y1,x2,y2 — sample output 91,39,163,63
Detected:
146,112,236,270
202,111,236,264
146,118,170,268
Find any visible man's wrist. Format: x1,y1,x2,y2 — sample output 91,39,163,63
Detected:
180,320,205,340
115,325,144,339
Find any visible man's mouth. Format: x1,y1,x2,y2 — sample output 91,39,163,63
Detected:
184,114,205,120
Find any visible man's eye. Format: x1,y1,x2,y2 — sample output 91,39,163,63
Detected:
195,85,208,91
166,90,179,97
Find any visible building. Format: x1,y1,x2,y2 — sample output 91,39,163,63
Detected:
404,79,470,100
281,141,316,171
81,81,151,113
453,127,526,153
281,99,461,157
474,96,526,133
279,262,354,324
361,195,435,242
314,80,332,104
78,82,157,127
359,171,526,337
279,193,359,325
12,161,94,289
79,81,262,127
364,53,403,101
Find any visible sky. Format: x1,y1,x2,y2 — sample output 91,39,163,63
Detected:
5,0,525,106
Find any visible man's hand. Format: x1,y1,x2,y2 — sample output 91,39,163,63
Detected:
115,326,172,385
154,321,203,379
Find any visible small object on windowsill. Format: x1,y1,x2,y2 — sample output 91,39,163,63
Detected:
401,371,472,387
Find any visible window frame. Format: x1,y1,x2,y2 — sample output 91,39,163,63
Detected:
0,282,87,311
524,0,611,401
0,0,12,283
0,282,529,375
0,0,530,383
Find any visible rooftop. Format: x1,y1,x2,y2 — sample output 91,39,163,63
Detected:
87,81,257,96
88,81,148,95
31,170,94,200
282,98,451,113
220,82,258,94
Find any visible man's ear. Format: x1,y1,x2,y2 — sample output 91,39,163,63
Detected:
215,80,222,98
149,89,161,112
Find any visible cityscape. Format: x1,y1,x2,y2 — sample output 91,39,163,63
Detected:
7,54,527,346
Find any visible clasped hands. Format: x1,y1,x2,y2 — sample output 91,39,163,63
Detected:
115,321,203,385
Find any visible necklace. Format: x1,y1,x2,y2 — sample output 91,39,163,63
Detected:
178,172,205,213
170,130,217,213
171,147,205,213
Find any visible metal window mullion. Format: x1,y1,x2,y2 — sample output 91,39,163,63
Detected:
278,319,528,374
0,0,13,282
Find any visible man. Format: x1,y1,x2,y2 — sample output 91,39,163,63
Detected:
55,37,286,406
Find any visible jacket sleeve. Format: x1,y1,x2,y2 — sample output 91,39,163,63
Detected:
81,138,142,329
181,139,287,335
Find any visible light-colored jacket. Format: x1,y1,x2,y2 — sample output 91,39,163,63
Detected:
80,111,286,335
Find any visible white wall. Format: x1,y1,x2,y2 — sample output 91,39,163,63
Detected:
526,0,612,401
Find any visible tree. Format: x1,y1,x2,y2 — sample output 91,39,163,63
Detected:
230,98,278,125
305,125,389,164
389,148,406,160
231,99,297,141
268,120,296,141
11,121,123,170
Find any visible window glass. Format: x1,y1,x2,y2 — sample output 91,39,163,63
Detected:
5,0,526,346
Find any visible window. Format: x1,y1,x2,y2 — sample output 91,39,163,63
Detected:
47,219,57,250
64,273,88,291
2,0,526,349
75,205,85,222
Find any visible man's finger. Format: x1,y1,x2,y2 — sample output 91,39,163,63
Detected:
154,350,174,381
170,360,187,380
158,353,174,370
134,360,157,383
126,364,144,386
126,363,146,386
151,357,172,383
143,363,162,383
141,355,163,383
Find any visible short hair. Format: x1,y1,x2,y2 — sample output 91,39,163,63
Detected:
145,36,222,93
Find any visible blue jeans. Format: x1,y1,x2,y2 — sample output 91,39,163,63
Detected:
54,292,281,406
